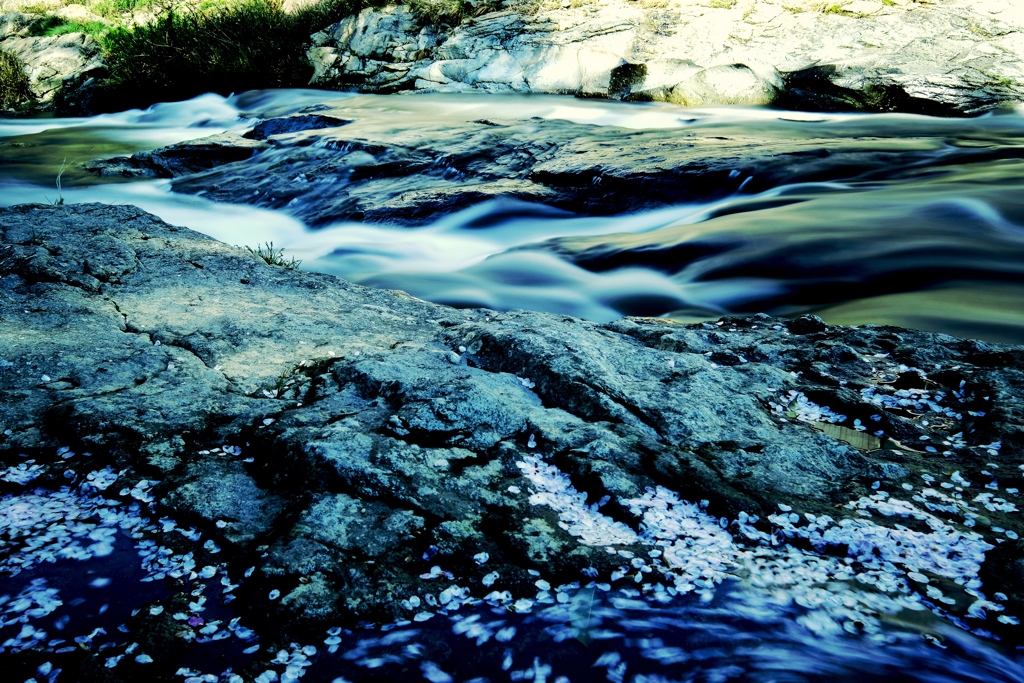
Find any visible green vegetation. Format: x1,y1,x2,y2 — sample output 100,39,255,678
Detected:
27,15,68,35
820,3,864,17
92,0,166,14
97,0,382,108
0,48,31,110
48,20,110,37
9,0,505,110
28,16,111,38
246,241,302,269
406,0,497,25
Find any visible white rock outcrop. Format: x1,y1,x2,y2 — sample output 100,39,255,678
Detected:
0,9,106,110
308,0,1024,113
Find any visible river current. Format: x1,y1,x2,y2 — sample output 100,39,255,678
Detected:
2,90,1024,343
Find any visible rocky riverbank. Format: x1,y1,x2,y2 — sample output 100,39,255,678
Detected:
2,0,1024,115
2,202,1023,679
0,8,106,111
307,0,1024,114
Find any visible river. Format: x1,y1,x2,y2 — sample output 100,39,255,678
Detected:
3,89,1024,681
2,90,1024,343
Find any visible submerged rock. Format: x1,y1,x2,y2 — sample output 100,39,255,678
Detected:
86,133,268,179
308,0,1024,114
1,203,1024,674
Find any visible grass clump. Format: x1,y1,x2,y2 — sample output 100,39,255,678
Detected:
0,48,32,110
97,0,379,108
49,20,111,38
92,0,165,14
247,241,302,269
819,3,863,17
407,0,497,25
28,16,111,39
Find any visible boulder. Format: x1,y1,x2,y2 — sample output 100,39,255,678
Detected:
54,4,109,25
0,10,106,111
309,5,442,92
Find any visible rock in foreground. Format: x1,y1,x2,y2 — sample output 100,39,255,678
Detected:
1,203,1024,679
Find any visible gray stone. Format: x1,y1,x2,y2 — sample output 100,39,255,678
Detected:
0,11,106,111
0,10,33,40
279,572,339,618
163,461,286,546
54,4,108,25
4,0,1024,116
2,201,1023,629
294,493,424,557
309,5,441,92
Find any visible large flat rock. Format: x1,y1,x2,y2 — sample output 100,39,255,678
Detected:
2,203,1024,676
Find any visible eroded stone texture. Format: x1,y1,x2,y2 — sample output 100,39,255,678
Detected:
1,203,1023,636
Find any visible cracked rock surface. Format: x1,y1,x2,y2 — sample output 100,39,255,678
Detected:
2,202,1024,642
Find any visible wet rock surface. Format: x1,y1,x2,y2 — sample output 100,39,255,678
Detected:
308,0,1024,114
84,93,1024,227
2,203,1024,680
87,133,269,179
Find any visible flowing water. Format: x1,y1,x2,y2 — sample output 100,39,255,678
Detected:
2,91,1024,342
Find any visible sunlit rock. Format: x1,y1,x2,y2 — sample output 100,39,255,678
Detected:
308,0,1024,113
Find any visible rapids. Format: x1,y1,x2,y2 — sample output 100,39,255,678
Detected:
2,90,1024,342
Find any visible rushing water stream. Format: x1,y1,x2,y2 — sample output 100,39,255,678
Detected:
2,91,1024,342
